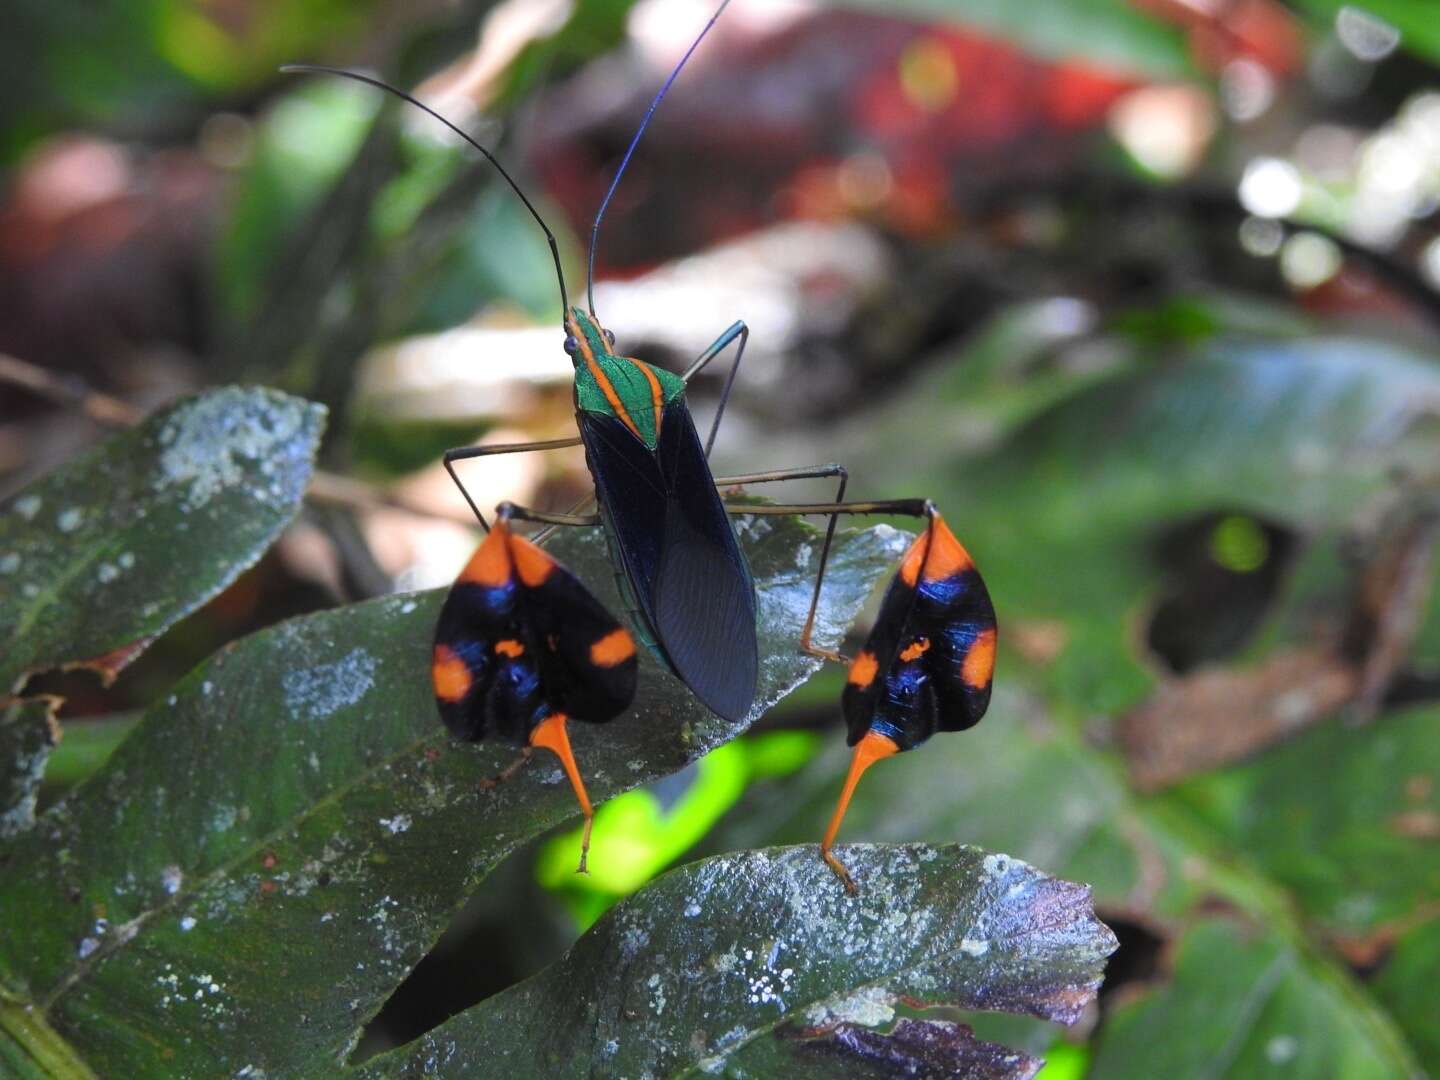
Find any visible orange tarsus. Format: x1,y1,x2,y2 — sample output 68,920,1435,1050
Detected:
820,730,899,895
529,713,595,874
478,746,534,790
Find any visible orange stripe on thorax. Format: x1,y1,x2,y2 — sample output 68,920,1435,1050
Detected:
576,333,641,439
635,361,664,437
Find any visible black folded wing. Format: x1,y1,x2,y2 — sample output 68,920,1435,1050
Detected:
580,408,758,723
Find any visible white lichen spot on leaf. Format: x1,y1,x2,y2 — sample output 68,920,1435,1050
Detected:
154,388,314,511
379,814,411,835
803,984,897,1029
960,937,990,957
281,648,378,721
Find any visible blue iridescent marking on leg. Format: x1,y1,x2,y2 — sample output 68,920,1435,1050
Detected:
452,640,490,668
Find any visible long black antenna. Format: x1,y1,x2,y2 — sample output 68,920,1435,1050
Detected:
586,0,733,319
279,64,571,327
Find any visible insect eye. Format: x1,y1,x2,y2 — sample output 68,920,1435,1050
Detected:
603,329,616,347
563,335,579,355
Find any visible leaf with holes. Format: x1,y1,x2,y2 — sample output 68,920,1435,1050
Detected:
939,337,1440,714
360,844,1115,1078
0,387,326,695
0,515,906,1075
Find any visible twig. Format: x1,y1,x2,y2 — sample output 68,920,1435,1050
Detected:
0,353,143,426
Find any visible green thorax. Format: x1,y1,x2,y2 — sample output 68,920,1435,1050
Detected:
568,308,686,451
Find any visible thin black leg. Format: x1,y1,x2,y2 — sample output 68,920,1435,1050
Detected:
443,436,582,531
681,321,748,459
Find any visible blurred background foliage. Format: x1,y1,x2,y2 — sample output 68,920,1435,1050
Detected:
3,0,1440,1073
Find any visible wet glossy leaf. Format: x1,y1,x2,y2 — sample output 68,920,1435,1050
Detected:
838,334,1440,1066
839,0,1192,78
0,516,906,1075
1091,918,1421,1078
702,686,1422,1075
361,844,1115,1078
0,388,326,694
706,687,1199,921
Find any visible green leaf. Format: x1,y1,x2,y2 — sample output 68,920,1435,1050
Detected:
1371,918,1440,1072
1091,918,1419,1078
834,0,1193,79
705,688,1193,920
360,844,1116,1077
215,80,381,327
33,715,141,798
1169,702,1440,938
0,388,326,694
929,337,1440,713
755,330,1440,1069
701,687,1423,1075
0,516,906,1075
0,698,59,840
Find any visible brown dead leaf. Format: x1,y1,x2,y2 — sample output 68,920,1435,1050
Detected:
1120,648,1358,791
61,636,156,687
1010,619,1069,665
1388,809,1440,840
